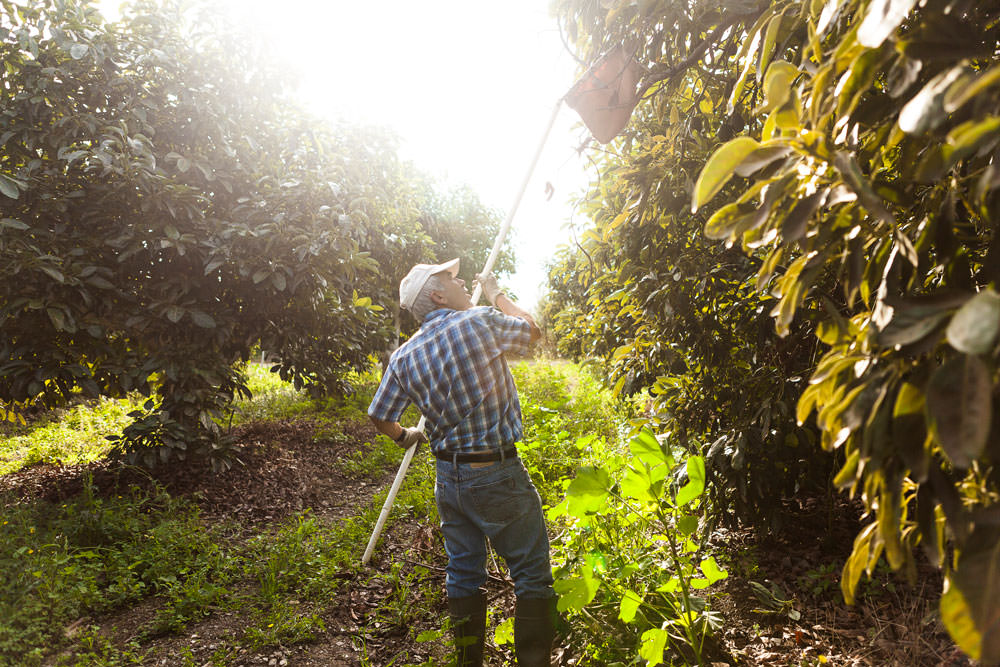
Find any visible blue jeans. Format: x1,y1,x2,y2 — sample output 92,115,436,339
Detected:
435,456,554,600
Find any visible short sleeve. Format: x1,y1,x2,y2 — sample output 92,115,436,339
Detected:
367,367,411,422
480,307,533,357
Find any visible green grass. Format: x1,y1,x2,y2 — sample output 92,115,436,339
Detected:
0,396,145,475
0,362,382,475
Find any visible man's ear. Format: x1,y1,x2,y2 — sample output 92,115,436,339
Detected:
430,290,446,305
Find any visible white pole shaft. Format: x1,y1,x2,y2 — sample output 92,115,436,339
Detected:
362,415,424,565
362,98,564,566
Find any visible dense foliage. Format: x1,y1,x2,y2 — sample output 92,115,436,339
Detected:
548,0,1000,659
0,0,509,468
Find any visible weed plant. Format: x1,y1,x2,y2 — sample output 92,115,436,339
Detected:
0,478,237,665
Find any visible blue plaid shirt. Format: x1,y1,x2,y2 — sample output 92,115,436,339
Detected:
368,306,533,455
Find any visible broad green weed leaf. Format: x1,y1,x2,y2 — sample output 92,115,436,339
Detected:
0,174,20,200
492,617,514,646
621,466,655,503
554,570,600,612
639,627,669,666
675,456,706,506
700,556,728,584
899,64,968,135
189,310,216,329
656,576,681,593
566,466,611,517
619,590,643,623
165,305,184,323
676,514,699,536
629,429,668,466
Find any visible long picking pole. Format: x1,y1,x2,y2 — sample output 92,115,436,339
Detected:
362,98,565,566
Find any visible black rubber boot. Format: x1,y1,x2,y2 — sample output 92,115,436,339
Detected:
448,590,487,667
514,596,557,666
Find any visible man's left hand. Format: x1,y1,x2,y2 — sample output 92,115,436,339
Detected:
395,426,427,450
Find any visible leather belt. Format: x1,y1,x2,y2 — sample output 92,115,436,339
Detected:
433,446,518,463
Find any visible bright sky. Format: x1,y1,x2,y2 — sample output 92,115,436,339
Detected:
99,0,595,311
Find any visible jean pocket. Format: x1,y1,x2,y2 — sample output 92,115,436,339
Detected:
469,472,534,526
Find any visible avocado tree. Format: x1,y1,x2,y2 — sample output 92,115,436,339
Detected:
0,0,507,468
551,0,1000,658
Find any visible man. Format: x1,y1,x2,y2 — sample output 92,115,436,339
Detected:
367,258,556,667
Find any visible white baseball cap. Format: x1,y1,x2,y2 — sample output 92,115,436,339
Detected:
399,258,460,310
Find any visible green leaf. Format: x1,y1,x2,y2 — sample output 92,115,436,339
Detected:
165,305,184,323
639,627,669,666
618,590,643,623
841,523,877,605
629,429,669,466
69,43,88,59
700,556,728,584
566,466,611,517
177,157,191,173
733,143,793,178
621,466,656,503
874,291,967,347
832,449,859,489
492,617,514,646
554,572,600,612
416,628,445,643
940,525,1000,662
272,272,287,291
945,116,1000,169
892,381,928,480
675,455,706,506
926,354,992,469
759,61,798,113
899,64,968,135
781,190,825,244
676,514,699,536
692,137,761,213
204,256,226,274
0,218,28,231
833,152,894,225
944,65,1000,114
39,265,65,283
47,307,65,330
857,0,919,48
947,289,1000,355
704,202,751,240
188,310,217,329
0,174,20,199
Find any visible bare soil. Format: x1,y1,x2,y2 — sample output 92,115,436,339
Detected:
1,417,975,666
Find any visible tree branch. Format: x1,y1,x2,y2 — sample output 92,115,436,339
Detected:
637,9,763,98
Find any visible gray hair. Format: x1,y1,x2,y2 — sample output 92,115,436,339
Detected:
407,272,450,321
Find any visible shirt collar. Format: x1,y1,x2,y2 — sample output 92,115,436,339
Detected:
423,308,454,324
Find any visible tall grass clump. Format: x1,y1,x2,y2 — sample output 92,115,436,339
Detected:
0,396,145,475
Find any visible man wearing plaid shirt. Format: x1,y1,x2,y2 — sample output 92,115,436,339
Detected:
368,258,556,667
